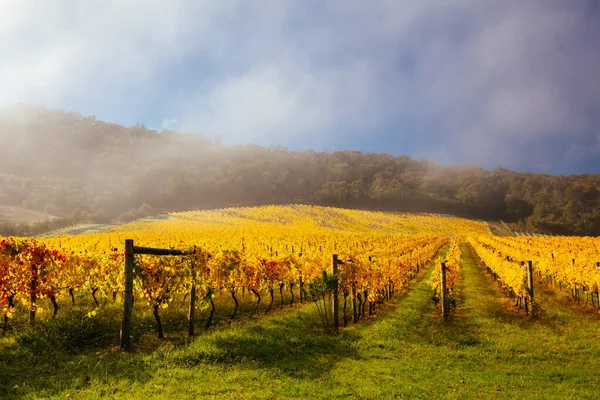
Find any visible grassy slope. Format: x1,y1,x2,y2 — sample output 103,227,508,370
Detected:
487,222,514,236
0,205,55,224
2,244,600,399
38,215,171,237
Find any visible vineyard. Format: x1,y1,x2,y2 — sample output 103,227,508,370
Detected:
2,205,600,398
1,206,486,340
467,235,600,314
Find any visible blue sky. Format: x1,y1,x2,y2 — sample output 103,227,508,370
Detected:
1,0,600,175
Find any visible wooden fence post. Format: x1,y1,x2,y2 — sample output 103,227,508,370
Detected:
332,254,339,332
120,239,134,351
188,260,196,337
352,281,358,323
29,265,38,326
596,262,600,312
527,260,534,301
440,262,449,321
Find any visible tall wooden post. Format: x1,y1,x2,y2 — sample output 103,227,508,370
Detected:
571,259,577,300
440,262,449,321
188,261,196,337
120,239,134,351
526,260,534,300
29,265,38,326
596,262,600,312
352,281,358,323
332,254,339,332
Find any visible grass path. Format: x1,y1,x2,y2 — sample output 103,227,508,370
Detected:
449,243,600,399
3,245,600,399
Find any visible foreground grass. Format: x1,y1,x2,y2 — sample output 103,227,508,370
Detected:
2,246,600,399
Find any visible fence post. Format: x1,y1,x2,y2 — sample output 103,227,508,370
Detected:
352,281,358,323
120,239,134,351
188,261,196,337
29,265,38,326
596,263,600,312
527,260,534,300
332,254,339,332
440,262,449,321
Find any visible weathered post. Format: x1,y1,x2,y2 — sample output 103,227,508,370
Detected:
527,260,534,300
352,281,358,323
120,239,134,351
29,265,38,326
188,260,196,337
332,254,339,332
440,262,449,321
596,262,600,312
572,259,577,301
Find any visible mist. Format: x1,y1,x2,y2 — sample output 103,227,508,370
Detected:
1,105,600,237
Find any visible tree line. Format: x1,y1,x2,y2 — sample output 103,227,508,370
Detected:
1,106,599,236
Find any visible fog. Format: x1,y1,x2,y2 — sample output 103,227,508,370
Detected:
2,105,600,237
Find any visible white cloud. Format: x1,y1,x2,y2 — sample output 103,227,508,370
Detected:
161,118,178,130
0,0,237,105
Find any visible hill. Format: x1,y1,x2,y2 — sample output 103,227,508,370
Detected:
1,105,599,235
0,205,55,224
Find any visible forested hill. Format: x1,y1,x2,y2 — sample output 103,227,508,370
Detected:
1,106,599,235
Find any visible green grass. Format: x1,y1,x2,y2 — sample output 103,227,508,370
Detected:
2,245,600,399
487,222,514,236
37,223,116,237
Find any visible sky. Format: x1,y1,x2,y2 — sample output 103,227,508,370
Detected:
1,0,600,175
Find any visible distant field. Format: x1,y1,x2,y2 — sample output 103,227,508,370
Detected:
0,205,55,224
37,214,171,237
38,223,117,237
486,221,513,236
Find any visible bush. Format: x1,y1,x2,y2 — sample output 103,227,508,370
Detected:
306,271,338,333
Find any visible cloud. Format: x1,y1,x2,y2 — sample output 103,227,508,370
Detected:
0,1,237,107
177,61,384,144
1,0,599,172
161,118,178,130
411,1,600,169
565,134,600,162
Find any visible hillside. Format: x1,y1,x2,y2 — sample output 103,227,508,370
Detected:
1,105,600,236
0,206,55,224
